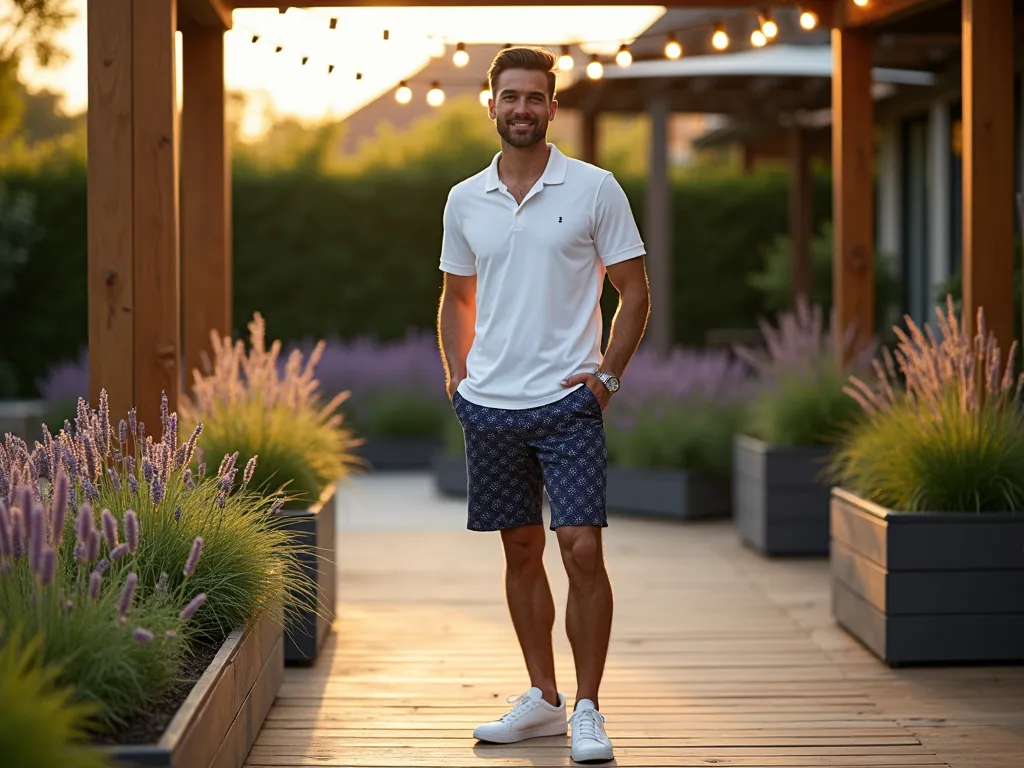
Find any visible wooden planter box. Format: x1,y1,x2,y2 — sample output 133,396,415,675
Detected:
606,465,731,521
432,452,467,497
830,488,1024,665
732,435,833,556
99,609,283,768
275,484,337,665
353,436,443,471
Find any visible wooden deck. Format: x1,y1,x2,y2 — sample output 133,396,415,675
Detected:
246,474,1024,768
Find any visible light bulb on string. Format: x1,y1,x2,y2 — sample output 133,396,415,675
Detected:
664,34,682,59
751,28,767,47
853,0,868,6
453,42,469,67
712,23,729,51
586,55,604,80
759,11,778,39
799,8,819,29
615,43,632,67
479,82,491,107
427,81,445,107
558,45,574,71
395,81,412,104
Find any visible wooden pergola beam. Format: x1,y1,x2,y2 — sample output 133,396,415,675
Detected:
181,0,233,28
961,0,1015,351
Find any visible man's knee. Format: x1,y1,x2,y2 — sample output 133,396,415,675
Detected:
556,527,603,581
501,525,546,572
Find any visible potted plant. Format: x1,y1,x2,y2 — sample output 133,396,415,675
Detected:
826,298,1024,665
0,389,313,767
603,347,750,520
730,300,870,556
182,313,361,665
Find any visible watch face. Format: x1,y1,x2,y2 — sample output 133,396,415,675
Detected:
603,375,619,392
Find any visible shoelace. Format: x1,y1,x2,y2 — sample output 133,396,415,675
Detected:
499,692,533,722
570,708,606,741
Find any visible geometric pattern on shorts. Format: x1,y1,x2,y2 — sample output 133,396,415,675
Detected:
452,385,608,532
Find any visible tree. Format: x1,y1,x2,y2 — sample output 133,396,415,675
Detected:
0,0,78,138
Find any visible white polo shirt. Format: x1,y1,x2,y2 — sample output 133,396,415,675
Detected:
439,143,646,410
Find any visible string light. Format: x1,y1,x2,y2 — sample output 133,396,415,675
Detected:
615,43,633,67
759,11,779,39
799,7,819,29
586,54,604,80
453,42,469,67
853,0,868,5
751,28,767,47
558,45,575,71
712,23,729,51
427,81,446,107
664,33,682,59
395,81,412,104
479,82,491,107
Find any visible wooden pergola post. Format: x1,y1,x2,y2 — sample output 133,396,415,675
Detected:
644,86,672,355
181,21,232,394
789,123,813,307
831,25,875,368
580,108,597,166
88,0,181,432
961,0,1015,351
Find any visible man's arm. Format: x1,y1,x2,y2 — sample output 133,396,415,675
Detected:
598,257,650,379
437,272,476,398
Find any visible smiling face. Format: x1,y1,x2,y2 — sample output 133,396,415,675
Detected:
488,68,557,149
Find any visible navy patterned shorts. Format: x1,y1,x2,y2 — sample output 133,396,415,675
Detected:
451,385,608,532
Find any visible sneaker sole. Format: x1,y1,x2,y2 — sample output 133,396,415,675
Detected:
572,745,614,764
473,721,568,744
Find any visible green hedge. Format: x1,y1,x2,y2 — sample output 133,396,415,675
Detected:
1,162,832,397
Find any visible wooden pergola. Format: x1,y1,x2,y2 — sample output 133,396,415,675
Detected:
87,0,1017,431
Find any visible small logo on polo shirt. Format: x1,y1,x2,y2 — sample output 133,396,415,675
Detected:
558,216,563,223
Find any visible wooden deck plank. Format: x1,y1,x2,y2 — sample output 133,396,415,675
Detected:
245,474,1024,767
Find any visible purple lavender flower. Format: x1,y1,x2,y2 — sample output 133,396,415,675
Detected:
88,569,102,600
108,466,122,492
0,503,12,559
270,498,284,514
118,572,138,619
38,547,56,586
75,503,94,544
180,424,202,470
86,528,100,563
128,408,137,437
82,480,99,502
110,542,129,561
101,509,119,550
97,389,111,457
183,469,194,491
29,506,44,574
127,473,138,495
184,536,203,578
197,461,206,477
243,456,257,487
179,592,206,621
95,558,110,574
142,458,153,483
155,571,168,595
124,509,138,553
219,473,233,493
50,468,69,547
119,418,127,445
174,505,182,523
151,477,165,506
215,491,225,509
18,485,33,524
12,508,26,559
160,392,169,429
133,627,154,644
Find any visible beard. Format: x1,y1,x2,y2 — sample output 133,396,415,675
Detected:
496,115,548,148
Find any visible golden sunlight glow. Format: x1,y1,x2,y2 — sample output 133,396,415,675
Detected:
799,10,819,29
586,56,604,79
615,44,632,67
751,29,767,47
664,36,682,59
426,82,445,106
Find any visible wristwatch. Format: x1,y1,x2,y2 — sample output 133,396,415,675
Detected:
595,371,620,393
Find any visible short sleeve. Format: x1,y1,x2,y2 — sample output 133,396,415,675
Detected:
439,191,477,276
593,173,646,267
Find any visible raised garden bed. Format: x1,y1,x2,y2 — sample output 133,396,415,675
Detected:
275,484,337,665
354,436,443,471
830,488,1024,665
733,435,833,556
0,398,47,443
96,608,283,768
606,466,731,521
433,452,467,498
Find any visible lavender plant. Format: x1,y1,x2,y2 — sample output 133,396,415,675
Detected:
828,298,1024,512
0,633,111,768
181,313,361,506
733,298,872,447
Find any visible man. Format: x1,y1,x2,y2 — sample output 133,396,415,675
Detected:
436,45,650,765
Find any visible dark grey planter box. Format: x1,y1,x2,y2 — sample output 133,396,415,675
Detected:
732,435,833,556
353,436,443,471
830,488,1024,666
275,484,336,665
606,465,731,520
99,609,283,768
432,452,467,497
0,399,47,443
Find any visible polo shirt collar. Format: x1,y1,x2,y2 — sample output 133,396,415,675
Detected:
485,143,568,192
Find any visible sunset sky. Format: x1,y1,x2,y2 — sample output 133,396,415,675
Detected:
15,3,665,137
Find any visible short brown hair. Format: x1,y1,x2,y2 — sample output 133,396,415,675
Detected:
487,46,557,100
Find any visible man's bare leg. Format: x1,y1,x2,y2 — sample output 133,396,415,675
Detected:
556,526,613,710
501,525,559,706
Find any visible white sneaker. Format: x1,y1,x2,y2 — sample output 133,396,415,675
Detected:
472,687,567,744
570,700,614,763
